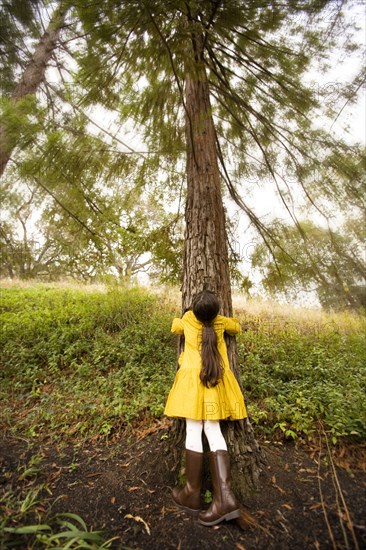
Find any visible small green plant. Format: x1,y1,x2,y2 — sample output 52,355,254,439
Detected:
3,511,118,549
203,490,213,504
0,450,120,550
18,454,44,481
0,485,119,550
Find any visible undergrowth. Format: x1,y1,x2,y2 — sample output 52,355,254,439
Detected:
0,284,365,445
0,285,177,443
239,309,366,443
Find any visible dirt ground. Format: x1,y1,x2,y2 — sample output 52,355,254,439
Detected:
1,423,366,550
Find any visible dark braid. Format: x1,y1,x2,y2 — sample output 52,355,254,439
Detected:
192,291,223,388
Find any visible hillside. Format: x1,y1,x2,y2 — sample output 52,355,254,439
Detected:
1,282,365,548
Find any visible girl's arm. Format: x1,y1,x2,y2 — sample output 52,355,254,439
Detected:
223,316,242,336
171,317,184,334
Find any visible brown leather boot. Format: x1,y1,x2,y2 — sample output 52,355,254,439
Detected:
172,449,203,516
198,450,240,526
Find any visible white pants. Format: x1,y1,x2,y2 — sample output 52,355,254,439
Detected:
185,418,227,453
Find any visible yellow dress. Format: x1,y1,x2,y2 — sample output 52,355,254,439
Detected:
164,311,247,421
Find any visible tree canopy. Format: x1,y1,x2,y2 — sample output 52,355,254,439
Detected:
1,0,365,309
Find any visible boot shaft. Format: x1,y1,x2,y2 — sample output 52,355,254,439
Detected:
198,449,240,525
172,449,204,515
208,450,237,509
184,449,203,491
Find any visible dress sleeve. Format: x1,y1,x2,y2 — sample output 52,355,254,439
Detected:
171,317,184,334
223,317,242,335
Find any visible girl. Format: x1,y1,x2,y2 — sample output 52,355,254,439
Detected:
164,290,247,526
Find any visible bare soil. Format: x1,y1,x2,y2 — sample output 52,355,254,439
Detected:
1,423,365,550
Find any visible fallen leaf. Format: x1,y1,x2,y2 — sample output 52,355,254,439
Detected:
111,496,116,504
236,544,246,550
272,483,286,495
124,514,151,535
160,506,177,517
282,504,292,510
339,447,346,458
128,486,142,492
49,468,62,481
237,509,259,529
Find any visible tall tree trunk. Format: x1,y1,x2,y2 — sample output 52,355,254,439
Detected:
182,77,232,311
177,33,264,499
0,7,66,177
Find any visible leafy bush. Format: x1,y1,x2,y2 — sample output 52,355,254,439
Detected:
1,284,365,444
238,309,366,442
0,285,177,441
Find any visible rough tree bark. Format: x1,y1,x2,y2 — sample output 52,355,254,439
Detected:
172,25,264,500
0,7,66,177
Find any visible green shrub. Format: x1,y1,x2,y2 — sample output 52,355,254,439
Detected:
1,284,365,444
238,312,366,442
0,286,177,441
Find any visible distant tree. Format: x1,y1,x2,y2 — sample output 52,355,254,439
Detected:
252,219,366,310
0,184,65,279
0,168,182,283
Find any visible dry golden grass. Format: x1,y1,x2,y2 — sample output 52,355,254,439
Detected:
1,279,364,335
232,294,365,335
0,277,107,293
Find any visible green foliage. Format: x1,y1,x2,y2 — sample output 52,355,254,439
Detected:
251,219,366,311
1,284,365,445
0,94,46,151
0,285,177,441
203,490,213,504
0,452,119,549
2,0,364,297
238,309,366,442
0,0,41,95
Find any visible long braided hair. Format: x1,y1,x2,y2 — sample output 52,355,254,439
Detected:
192,290,223,388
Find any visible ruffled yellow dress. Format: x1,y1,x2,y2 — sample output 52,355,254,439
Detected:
164,310,247,421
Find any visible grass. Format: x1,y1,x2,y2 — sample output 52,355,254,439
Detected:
0,280,365,445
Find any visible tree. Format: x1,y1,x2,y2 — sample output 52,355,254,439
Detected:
0,160,182,283
252,219,366,310
69,0,364,496
0,2,66,176
2,0,364,496
0,182,66,279
249,146,366,309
